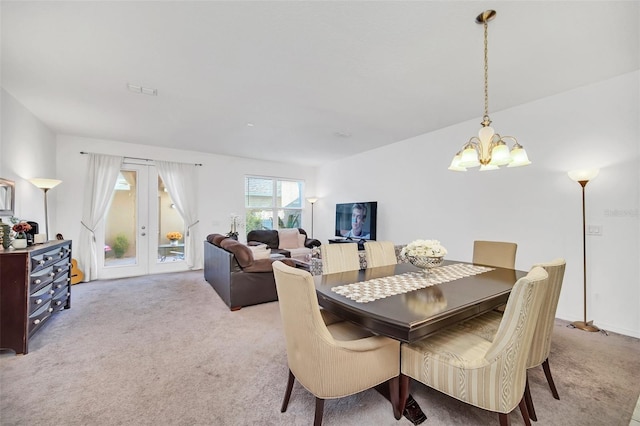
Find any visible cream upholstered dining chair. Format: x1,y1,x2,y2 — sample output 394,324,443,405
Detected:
272,261,400,425
473,240,518,269
364,241,397,268
320,243,360,274
401,266,549,426
456,258,566,422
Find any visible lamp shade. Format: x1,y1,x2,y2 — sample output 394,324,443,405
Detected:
507,146,531,167
307,197,318,204
448,153,467,172
568,169,599,182
29,178,62,190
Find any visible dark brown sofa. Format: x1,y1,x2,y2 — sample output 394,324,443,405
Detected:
204,233,294,311
247,228,321,256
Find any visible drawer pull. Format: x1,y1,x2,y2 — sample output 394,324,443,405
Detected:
34,319,41,325
50,290,55,295
67,278,71,282
47,256,53,261
39,260,45,265
34,279,41,285
50,272,55,277
35,298,42,305
57,268,63,272
55,301,62,306
56,284,62,289
48,308,54,313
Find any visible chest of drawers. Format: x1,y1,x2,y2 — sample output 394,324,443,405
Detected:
0,240,72,354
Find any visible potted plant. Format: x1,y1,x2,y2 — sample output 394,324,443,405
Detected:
113,233,130,258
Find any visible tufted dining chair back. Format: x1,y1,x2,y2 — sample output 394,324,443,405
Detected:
320,243,360,274
272,261,400,425
401,266,549,424
473,240,517,269
364,241,397,268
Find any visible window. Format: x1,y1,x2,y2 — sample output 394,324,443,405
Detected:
245,176,304,232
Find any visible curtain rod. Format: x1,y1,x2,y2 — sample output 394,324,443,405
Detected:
80,151,203,166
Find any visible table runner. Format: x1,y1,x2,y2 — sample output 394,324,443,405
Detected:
331,263,494,303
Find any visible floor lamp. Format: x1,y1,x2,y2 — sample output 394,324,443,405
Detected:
29,178,62,242
567,169,599,332
306,197,318,238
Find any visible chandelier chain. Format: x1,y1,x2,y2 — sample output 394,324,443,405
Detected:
483,19,489,120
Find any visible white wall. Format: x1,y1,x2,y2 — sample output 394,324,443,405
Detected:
54,135,318,269
0,89,58,233
315,71,640,337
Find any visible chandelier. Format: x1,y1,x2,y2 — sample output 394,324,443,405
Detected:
449,10,531,172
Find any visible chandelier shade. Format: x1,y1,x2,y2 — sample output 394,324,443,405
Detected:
449,10,531,172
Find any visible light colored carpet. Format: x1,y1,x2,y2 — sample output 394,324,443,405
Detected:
1,270,639,425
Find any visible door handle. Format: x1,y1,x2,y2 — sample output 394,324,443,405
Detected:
141,233,146,236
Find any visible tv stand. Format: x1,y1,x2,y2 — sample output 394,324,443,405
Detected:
328,238,367,251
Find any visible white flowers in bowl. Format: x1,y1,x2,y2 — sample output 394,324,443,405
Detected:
401,239,448,258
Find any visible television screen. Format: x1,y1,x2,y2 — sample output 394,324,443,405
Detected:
335,201,377,241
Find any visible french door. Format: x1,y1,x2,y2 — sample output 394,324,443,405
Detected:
97,162,187,279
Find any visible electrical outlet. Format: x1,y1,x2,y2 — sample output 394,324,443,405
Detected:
586,225,602,236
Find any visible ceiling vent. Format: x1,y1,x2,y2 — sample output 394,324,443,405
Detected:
126,83,158,96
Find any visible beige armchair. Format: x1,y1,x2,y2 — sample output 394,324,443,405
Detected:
364,241,397,268
473,240,518,269
401,266,549,425
272,261,401,425
320,243,360,274
456,258,566,421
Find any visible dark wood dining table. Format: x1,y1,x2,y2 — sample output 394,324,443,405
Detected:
313,260,526,423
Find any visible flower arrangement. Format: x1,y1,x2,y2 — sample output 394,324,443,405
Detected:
166,231,182,241
401,239,447,258
227,213,242,238
12,222,32,239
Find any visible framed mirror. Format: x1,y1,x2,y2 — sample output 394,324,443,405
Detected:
0,178,16,216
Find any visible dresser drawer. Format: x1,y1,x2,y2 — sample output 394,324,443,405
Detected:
51,259,71,280
30,267,55,293
31,248,63,273
51,275,69,296
51,290,70,312
29,302,53,335
29,284,54,313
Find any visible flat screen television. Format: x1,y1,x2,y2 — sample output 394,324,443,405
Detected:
335,201,377,241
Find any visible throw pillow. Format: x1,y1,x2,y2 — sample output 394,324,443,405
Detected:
249,244,272,260
278,228,301,249
297,233,306,248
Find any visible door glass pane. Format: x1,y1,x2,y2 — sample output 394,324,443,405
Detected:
157,177,185,263
104,171,137,267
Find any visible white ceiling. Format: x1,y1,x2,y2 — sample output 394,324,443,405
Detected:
2,1,638,166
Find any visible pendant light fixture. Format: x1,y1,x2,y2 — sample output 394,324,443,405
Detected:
449,10,531,172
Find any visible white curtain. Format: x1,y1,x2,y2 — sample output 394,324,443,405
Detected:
78,154,123,281
156,161,201,269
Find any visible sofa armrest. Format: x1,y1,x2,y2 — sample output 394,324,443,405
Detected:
304,238,322,249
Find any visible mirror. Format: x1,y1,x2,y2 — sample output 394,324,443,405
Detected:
0,178,16,216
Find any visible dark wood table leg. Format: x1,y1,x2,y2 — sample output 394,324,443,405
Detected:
376,374,427,425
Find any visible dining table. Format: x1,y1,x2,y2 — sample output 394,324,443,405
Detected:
313,259,526,423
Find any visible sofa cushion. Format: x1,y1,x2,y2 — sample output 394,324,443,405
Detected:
249,244,272,260
207,233,227,246
220,239,254,268
278,228,301,249
247,229,280,249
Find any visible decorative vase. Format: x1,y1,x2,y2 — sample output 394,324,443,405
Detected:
1,224,10,249
169,239,179,246
407,255,444,271
12,234,28,249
